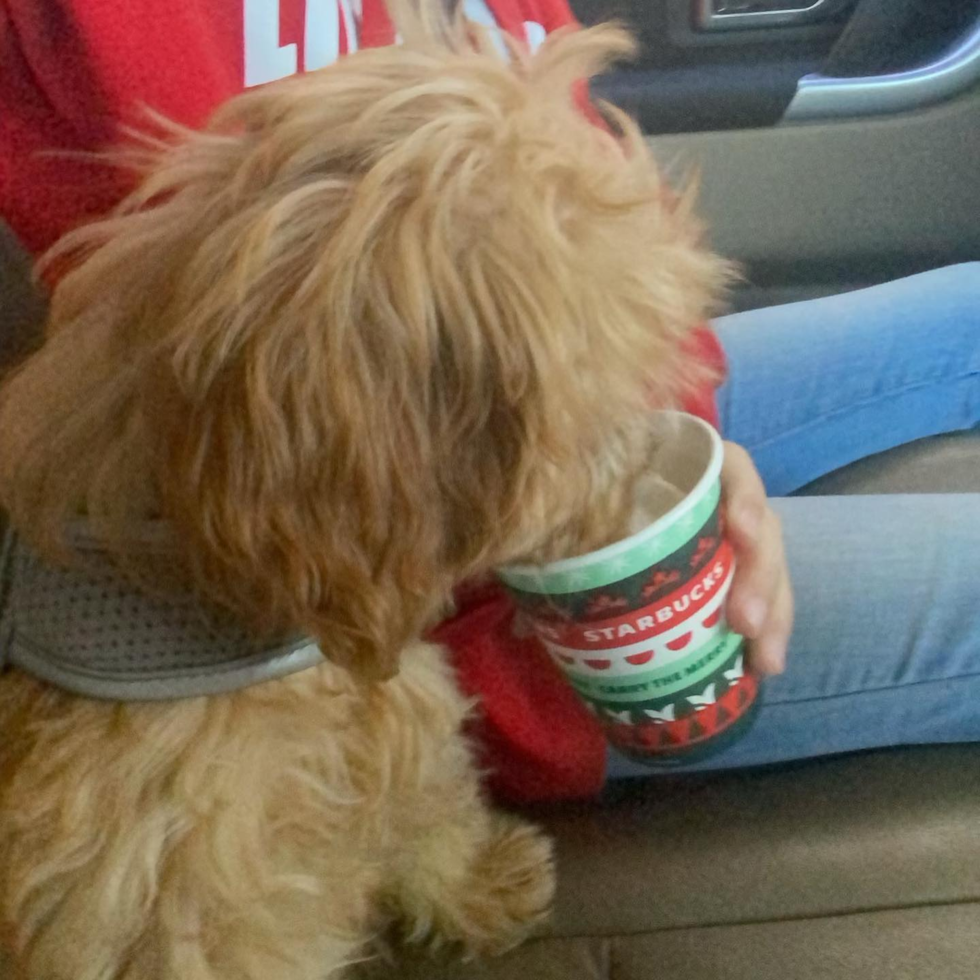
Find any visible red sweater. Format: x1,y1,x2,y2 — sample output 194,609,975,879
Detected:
0,0,725,802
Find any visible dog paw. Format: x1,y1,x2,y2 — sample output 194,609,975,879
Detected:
449,815,556,958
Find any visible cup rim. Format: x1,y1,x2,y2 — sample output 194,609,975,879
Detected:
501,411,723,584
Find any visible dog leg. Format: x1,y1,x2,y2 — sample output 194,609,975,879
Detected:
398,810,556,957
379,645,556,958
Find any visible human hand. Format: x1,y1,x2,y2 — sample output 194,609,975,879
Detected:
721,441,794,675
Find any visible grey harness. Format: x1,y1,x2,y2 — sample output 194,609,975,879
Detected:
0,522,323,701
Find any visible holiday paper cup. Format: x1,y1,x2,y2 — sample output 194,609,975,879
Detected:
500,412,760,766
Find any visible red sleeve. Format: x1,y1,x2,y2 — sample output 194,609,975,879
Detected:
0,1,119,254
431,582,608,804
680,324,726,430
0,0,247,253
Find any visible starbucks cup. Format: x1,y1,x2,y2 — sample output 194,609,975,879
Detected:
499,411,760,767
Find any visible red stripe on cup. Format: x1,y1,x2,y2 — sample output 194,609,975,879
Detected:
604,671,759,755
625,650,655,666
532,540,734,651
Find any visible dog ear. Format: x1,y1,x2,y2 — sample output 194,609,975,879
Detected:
145,208,458,680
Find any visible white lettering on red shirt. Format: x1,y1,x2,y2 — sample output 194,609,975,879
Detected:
244,0,299,86
244,0,545,89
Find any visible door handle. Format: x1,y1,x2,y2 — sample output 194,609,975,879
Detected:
694,0,842,32
784,19,980,120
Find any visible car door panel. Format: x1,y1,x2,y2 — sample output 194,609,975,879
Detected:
571,0,980,309
654,86,980,310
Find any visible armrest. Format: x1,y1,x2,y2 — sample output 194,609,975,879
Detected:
799,431,980,496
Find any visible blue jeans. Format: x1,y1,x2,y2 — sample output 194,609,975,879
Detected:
607,263,980,779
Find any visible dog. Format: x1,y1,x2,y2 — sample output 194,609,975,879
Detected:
0,19,727,980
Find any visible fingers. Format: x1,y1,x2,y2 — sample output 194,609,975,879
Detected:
753,573,794,676
721,441,794,676
722,442,767,540
727,508,787,666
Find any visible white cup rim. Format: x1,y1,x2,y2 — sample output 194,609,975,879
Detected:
501,411,723,583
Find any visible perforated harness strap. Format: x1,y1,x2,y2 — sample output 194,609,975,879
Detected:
0,524,324,701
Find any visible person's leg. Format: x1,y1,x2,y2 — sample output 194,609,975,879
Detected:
606,493,980,778
714,264,980,495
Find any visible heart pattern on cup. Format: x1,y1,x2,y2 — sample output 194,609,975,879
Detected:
666,631,693,652
625,650,655,667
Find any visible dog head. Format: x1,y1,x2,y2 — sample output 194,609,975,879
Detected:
0,25,728,678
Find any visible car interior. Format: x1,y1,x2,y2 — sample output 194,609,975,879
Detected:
1,1,978,979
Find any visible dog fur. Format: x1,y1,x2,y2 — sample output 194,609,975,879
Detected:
0,20,727,980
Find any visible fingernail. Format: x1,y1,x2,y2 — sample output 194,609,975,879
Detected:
742,597,767,634
755,639,787,675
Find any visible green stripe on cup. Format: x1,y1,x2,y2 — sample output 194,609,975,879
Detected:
499,480,721,595
576,638,746,715
565,630,741,704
